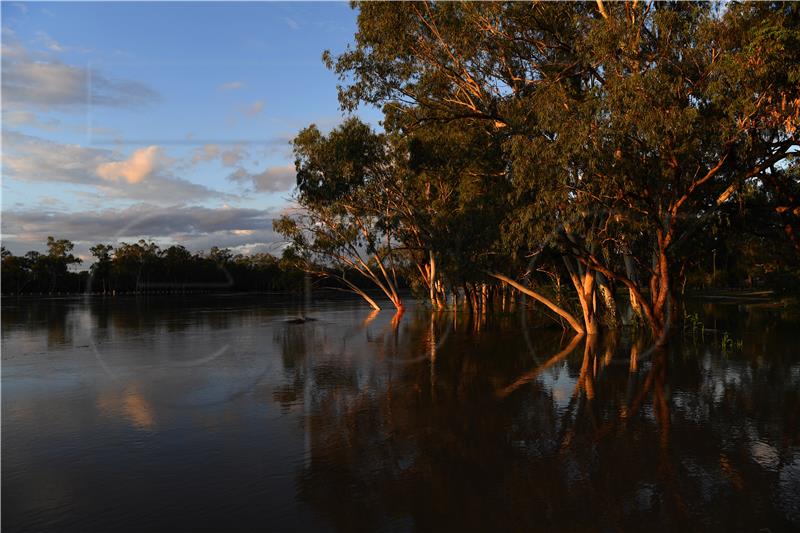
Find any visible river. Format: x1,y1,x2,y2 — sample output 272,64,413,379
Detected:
2,294,799,531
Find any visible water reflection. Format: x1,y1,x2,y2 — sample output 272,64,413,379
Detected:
2,295,799,531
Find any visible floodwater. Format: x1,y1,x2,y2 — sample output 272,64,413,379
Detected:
2,295,799,531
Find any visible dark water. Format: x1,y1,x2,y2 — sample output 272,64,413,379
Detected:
2,295,799,531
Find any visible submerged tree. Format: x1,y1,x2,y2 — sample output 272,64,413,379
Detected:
274,119,406,311
324,0,800,341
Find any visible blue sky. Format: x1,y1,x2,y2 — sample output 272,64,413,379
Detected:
2,1,380,261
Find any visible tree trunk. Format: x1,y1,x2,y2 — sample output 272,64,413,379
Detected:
489,273,585,334
340,278,381,311
470,282,480,313
651,246,671,346
563,257,599,335
463,282,473,314
624,253,644,322
597,272,618,327
428,251,445,309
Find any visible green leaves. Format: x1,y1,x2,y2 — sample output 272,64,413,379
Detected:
312,2,799,326
294,118,388,208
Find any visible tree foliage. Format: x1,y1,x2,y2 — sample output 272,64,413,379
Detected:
298,0,800,341
1,238,306,294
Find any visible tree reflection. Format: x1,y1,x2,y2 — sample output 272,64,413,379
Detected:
4,298,797,529
289,310,800,531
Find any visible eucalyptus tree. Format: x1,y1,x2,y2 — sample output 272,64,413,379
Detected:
276,115,514,312
557,1,800,341
89,244,114,293
161,244,193,288
326,0,800,341
44,236,82,292
113,240,160,290
274,119,406,311
326,0,616,334
1,246,30,294
761,160,800,255
398,114,511,309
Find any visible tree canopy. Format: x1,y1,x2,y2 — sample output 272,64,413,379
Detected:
278,0,799,342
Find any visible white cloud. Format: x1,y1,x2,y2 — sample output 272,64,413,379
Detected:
3,130,108,184
218,81,244,91
1,41,158,110
191,144,247,167
221,147,246,167
96,174,228,204
2,110,60,130
2,131,228,203
191,144,221,164
227,163,295,193
32,31,91,54
284,17,299,30
35,31,63,52
96,145,161,184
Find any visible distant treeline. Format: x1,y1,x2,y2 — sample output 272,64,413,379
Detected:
0,237,310,295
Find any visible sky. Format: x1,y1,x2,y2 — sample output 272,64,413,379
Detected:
1,1,380,263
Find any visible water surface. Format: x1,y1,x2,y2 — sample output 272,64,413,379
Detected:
3,295,799,531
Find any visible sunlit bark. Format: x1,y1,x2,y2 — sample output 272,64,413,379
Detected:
489,272,585,334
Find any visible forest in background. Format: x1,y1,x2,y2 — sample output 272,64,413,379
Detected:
0,238,305,294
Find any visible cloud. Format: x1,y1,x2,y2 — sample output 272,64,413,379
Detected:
244,100,264,117
96,146,161,184
284,17,299,30
192,144,221,163
221,147,245,167
218,81,244,91
2,131,227,203
32,31,91,54
227,163,296,193
96,175,227,204
1,41,158,110
35,31,63,52
2,109,60,130
3,130,109,185
191,143,246,167
1,204,282,259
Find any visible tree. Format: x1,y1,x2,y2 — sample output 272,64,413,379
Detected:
554,1,799,341
326,1,800,341
275,119,406,311
90,244,114,293
44,236,82,291
113,240,160,291
161,245,193,288
2,246,30,294
1,237,311,294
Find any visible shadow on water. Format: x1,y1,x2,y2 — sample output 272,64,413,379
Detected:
2,295,799,531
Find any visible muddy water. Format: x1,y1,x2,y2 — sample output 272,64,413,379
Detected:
2,295,799,531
